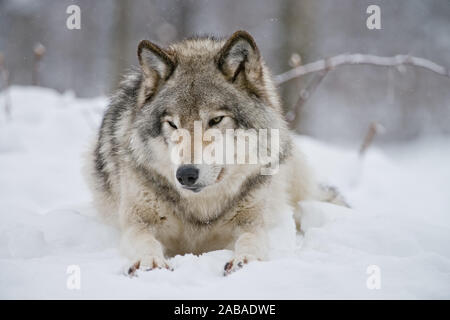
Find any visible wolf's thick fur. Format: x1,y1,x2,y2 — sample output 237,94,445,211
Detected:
85,31,345,275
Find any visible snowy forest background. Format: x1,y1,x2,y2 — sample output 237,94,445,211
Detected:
1,0,449,144
0,0,450,299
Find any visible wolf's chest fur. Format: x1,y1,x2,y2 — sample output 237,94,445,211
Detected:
153,211,236,256
123,166,268,256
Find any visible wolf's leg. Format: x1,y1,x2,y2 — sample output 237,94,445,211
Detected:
292,185,349,231
316,184,349,207
118,195,171,275
117,168,172,275
224,228,267,276
121,224,171,276
288,149,349,231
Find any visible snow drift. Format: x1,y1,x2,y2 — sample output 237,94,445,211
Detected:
0,87,449,299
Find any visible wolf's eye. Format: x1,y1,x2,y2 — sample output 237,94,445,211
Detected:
208,116,224,127
167,121,177,129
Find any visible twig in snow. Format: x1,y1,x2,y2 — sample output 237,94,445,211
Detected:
359,121,385,157
274,54,450,85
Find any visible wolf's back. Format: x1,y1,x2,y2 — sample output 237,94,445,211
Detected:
84,71,143,224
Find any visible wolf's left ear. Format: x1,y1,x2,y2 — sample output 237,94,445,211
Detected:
137,40,176,102
216,30,263,88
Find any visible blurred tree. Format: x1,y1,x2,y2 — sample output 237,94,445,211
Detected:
0,0,449,143
280,0,317,121
111,0,131,91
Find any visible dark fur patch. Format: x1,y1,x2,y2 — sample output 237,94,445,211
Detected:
93,140,110,191
137,105,166,139
132,161,182,206
94,71,143,193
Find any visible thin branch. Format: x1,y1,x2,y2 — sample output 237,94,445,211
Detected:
359,122,385,157
274,54,450,85
2,70,11,119
32,43,46,86
0,52,12,119
286,69,329,128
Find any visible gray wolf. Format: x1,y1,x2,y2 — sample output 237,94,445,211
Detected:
84,30,347,276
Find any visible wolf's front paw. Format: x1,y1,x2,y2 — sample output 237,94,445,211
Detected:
223,254,257,276
127,255,172,276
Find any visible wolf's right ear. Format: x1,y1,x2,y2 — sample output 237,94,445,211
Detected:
216,31,262,88
137,40,176,102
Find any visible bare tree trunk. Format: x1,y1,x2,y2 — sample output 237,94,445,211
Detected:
110,0,131,91
280,0,317,128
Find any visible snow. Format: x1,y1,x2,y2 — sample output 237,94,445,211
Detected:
1,86,449,299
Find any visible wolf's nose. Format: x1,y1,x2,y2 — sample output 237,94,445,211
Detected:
176,165,199,186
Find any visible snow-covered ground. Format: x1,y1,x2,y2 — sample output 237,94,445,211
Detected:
0,87,449,299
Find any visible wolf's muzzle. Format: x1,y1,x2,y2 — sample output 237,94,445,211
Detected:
176,165,199,187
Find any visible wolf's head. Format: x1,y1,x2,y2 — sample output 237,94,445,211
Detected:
131,31,290,197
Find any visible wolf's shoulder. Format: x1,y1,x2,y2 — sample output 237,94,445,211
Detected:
101,69,142,122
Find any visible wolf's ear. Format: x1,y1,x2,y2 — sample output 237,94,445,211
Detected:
138,40,175,80
137,40,176,101
216,31,263,88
